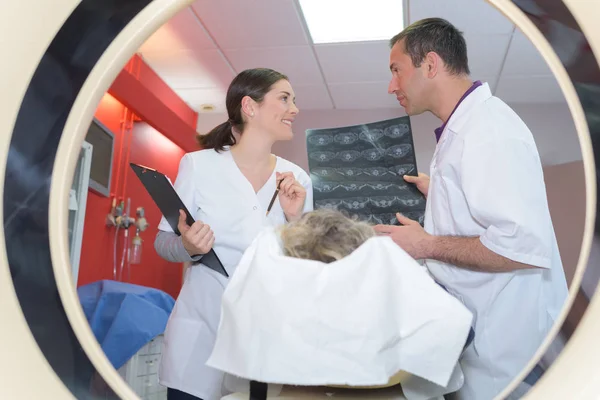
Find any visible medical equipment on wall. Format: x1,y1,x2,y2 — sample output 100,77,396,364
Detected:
130,207,148,264
107,198,149,281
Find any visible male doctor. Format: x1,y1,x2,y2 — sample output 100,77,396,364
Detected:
374,18,569,400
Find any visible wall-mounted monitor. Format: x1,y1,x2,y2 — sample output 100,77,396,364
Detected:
85,118,114,197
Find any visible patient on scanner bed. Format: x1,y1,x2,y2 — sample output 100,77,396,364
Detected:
207,208,476,399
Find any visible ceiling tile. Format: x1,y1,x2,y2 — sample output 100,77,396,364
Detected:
224,46,323,85
328,82,399,109
465,34,512,79
191,0,309,48
409,0,514,35
293,84,334,110
138,7,215,53
313,35,509,85
141,49,235,89
315,41,392,83
495,75,566,104
175,87,228,113
501,30,553,77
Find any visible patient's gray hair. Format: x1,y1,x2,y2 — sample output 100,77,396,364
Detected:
279,209,375,263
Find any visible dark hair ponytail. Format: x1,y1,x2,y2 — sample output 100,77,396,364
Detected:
196,68,289,152
196,120,236,151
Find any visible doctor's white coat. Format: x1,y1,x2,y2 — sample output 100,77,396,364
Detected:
156,148,313,400
424,82,569,400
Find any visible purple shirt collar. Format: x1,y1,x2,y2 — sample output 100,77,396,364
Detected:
434,80,482,143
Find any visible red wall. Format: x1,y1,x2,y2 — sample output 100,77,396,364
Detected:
109,57,199,152
78,94,129,290
77,55,199,299
130,54,198,129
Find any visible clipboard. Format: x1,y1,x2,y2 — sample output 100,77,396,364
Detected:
130,163,229,278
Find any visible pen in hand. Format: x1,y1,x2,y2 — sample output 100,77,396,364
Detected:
265,179,283,216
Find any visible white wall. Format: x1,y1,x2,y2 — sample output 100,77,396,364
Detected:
196,102,587,285
272,108,438,174
196,109,441,173
196,109,436,172
267,103,579,172
196,102,581,173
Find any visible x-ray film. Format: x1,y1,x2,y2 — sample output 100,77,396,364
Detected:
306,116,425,226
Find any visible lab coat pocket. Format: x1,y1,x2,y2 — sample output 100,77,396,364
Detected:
159,317,202,385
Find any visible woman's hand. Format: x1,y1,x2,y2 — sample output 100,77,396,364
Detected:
276,171,306,222
177,210,215,256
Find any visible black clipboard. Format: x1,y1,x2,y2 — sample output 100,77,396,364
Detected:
130,163,229,278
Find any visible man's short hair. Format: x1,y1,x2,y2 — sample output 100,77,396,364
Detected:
389,18,470,76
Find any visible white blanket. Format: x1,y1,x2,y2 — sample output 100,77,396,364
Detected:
207,227,473,398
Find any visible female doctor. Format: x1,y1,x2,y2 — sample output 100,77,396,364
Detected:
374,18,569,400
153,68,313,400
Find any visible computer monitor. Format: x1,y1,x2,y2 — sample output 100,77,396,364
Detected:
85,118,114,197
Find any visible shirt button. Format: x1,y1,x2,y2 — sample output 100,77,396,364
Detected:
253,206,257,210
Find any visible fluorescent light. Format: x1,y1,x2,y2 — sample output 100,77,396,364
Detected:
298,0,404,44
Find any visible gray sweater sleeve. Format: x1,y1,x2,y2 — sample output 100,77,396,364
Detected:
154,230,203,263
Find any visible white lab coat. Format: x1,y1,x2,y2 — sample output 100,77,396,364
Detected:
156,148,313,400
424,83,568,400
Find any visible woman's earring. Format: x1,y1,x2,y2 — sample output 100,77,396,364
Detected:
251,112,254,117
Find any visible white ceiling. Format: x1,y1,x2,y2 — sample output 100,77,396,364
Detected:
137,0,567,115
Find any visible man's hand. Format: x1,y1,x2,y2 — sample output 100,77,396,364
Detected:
404,173,430,198
376,212,539,272
374,213,432,259
177,210,215,256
